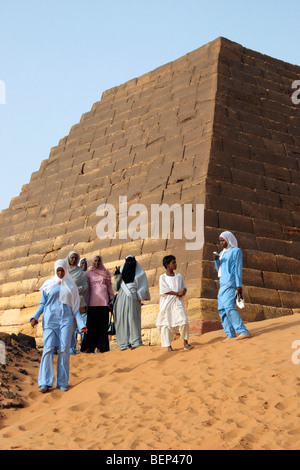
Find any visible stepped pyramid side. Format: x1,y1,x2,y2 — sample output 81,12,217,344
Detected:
0,38,221,344
203,37,300,322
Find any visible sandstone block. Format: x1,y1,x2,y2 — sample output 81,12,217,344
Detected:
141,304,159,329
24,292,41,308
0,281,21,297
0,309,21,326
189,319,222,335
277,255,300,275
256,237,286,256
279,291,300,309
243,250,277,272
247,286,282,307
218,212,253,234
19,306,37,325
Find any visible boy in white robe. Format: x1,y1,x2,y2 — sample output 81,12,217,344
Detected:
156,255,193,352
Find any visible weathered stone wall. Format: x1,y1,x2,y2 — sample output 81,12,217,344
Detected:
204,37,300,322
1,37,300,345
0,38,220,345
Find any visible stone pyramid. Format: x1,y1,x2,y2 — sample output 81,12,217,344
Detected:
1,37,300,345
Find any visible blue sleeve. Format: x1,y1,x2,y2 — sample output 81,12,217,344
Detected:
74,309,86,331
214,259,220,272
30,291,48,323
234,249,243,287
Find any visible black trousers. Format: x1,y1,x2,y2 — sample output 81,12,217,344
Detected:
81,306,110,353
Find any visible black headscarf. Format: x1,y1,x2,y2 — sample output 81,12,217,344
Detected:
121,256,136,284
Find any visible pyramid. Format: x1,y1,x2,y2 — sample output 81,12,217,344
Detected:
1,37,300,345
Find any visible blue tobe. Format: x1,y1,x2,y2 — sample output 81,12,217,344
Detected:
31,285,86,388
214,247,250,339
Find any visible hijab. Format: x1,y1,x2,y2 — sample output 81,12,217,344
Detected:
79,257,89,271
89,255,111,282
65,251,87,286
120,255,150,301
219,231,238,250
218,231,238,278
40,259,80,313
121,255,137,284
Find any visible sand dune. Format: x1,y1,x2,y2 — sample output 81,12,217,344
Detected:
1,314,300,450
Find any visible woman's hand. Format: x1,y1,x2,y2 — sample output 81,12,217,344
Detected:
81,327,88,334
30,319,38,327
114,266,121,275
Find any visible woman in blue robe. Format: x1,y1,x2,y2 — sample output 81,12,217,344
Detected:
214,231,250,341
30,259,87,392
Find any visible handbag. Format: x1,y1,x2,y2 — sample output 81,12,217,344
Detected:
107,311,116,335
108,294,117,311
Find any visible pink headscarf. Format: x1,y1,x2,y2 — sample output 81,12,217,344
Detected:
90,255,111,282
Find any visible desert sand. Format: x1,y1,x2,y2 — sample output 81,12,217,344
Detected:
1,314,300,451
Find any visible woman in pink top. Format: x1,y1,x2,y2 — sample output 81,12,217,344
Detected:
81,255,114,353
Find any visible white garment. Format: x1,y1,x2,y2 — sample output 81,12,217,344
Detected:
40,259,80,314
156,273,188,332
218,231,238,278
120,260,150,301
160,324,189,348
78,257,89,270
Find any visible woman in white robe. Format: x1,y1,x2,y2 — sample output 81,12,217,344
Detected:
30,260,87,392
113,256,150,350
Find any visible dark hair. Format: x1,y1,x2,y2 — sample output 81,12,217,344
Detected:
163,255,176,269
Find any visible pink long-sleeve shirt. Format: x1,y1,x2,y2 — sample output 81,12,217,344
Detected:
86,269,114,307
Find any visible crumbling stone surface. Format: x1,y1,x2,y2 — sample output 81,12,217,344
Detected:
0,335,40,411
0,37,300,344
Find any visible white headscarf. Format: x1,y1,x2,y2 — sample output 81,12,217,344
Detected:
79,257,89,271
218,231,238,278
40,259,80,313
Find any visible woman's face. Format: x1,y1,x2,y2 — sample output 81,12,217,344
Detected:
93,256,101,269
69,253,78,266
80,259,88,271
219,237,228,249
56,267,65,279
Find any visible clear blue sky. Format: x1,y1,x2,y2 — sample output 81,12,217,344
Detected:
1,0,300,212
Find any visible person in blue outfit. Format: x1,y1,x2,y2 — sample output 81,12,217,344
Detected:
30,259,88,393
214,231,250,341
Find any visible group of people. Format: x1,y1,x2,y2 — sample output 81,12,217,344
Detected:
30,230,250,393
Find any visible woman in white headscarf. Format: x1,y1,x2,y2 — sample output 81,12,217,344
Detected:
66,251,89,354
69,257,90,353
30,260,87,393
113,256,150,350
213,231,250,341
65,251,89,310
79,257,89,272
